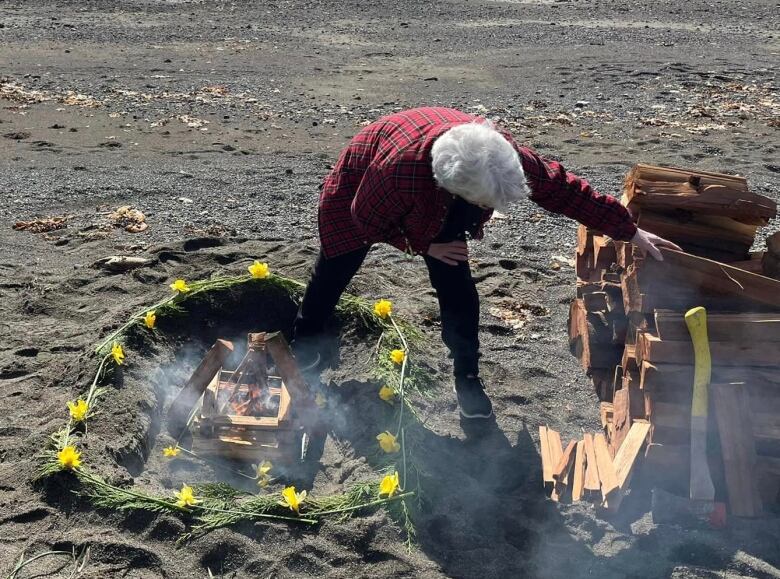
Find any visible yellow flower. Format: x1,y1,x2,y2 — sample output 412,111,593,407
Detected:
315,392,326,408
255,461,273,489
58,446,82,470
376,431,401,454
256,460,273,477
174,484,201,509
111,342,125,365
248,261,270,279
144,310,156,329
67,399,89,422
378,385,395,403
279,486,307,513
170,279,191,293
379,471,401,497
373,299,392,319
163,446,180,457
389,349,405,365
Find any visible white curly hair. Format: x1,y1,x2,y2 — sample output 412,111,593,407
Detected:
431,121,529,212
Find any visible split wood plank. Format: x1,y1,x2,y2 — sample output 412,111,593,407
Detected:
600,402,614,430
654,310,780,342
548,428,564,501
167,339,234,437
649,399,780,429
265,331,311,401
553,440,577,483
639,361,780,394
622,164,774,223
636,331,780,368
593,433,619,501
637,210,756,247
611,387,631,455
540,426,553,486
583,433,600,492
649,249,780,309
605,420,652,512
210,414,280,428
712,383,763,517
572,440,586,502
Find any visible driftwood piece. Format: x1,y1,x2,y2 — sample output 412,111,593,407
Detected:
93,255,155,272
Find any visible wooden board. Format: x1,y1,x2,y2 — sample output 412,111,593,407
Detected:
593,433,619,501
572,440,586,502
167,339,234,437
553,440,577,483
266,331,311,400
548,428,564,502
649,249,780,309
605,420,652,512
540,426,553,486
583,433,600,492
648,398,780,446
637,331,780,368
640,361,780,394
611,388,631,455
711,383,763,517
622,163,774,223
654,310,780,342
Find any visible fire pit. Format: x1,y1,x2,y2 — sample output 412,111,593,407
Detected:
167,332,315,464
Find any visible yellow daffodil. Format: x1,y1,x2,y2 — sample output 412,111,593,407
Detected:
57,446,82,470
279,486,306,513
144,310,156,329
389,349,405,365
111,342,125,365
163,446,180,457
373,299,392,319
315,392,326,408
67,399,89,422
255,461,273,488
379,471,401,497
376,431,401,454
248,261,270,279
170,279,191,293
378,385,395,403
174,484,201,508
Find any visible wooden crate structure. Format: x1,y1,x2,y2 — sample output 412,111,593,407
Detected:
168,331,313,464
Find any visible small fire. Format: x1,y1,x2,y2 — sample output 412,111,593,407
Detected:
228,382,279,417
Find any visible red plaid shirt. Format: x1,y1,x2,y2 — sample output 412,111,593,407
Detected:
318,107,636,258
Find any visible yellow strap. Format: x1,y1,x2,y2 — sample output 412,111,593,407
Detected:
685,307,711,417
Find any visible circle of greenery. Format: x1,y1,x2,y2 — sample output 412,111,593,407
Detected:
36,266,427,544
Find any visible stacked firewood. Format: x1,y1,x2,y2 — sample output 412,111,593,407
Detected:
548,164,780,515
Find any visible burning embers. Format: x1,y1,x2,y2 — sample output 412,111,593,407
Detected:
167,331,314,464
215,333,281,418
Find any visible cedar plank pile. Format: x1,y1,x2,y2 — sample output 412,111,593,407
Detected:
545,163,780,515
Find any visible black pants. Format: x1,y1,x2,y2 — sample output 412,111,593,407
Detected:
294,199,483,377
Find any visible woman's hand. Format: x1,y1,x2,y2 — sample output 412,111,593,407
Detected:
426,241,469,266
631,227,682,261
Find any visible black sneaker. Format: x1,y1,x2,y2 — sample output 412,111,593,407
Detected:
454,375,493,419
